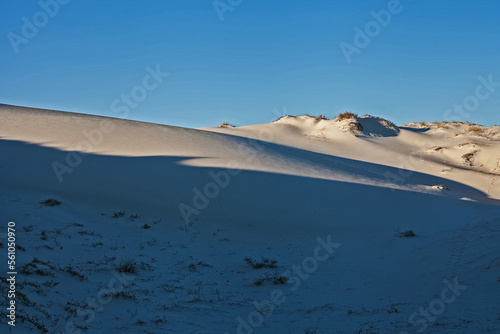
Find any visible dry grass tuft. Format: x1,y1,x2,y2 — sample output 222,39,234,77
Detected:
335,111,357,121
115,257,137,273
218,122,234,128
462,152,477,166
436,121,450,129
468,126,484,135
40,199,61,207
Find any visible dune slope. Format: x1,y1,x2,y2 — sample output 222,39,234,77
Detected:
0,105,499,333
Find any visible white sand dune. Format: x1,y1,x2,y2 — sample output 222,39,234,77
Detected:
1,104,499,333
2,104,499,202
203,115,500,201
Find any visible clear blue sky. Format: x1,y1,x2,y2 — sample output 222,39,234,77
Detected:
1,0,499,128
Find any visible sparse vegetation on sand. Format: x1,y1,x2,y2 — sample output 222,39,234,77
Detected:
115,257,137,273
454,124,497,138
467,126,485,135
244,256,278,269
218,122,234,128
462,152,477,166
334,112,363,131
112,210,125,218
40,199,61,207
396,229,416,238
436,121,450,129
335,111,357,121
253,271,289,286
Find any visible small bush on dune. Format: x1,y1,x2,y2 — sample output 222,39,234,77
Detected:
397,229,416,238
272,273,289,284
218,122,234,128
103,290,136,300
253,271,288,286
468,126,484,135
335,111,357,121
462,152,476,166
335,112,364,132
115,257,137,273
244,257,278,269
40,199,61,207
436,121,450,129
314,114,327,121
112,210,125,219
462,152,475,160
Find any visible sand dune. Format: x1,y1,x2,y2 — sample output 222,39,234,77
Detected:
2,104,499,201
1,104,499,333
204,114,500,200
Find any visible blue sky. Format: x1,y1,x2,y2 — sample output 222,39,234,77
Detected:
1,0,499,128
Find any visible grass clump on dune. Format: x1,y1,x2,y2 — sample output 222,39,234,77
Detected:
313,114,327,121
467,126,484,135
112,210,125,219
218,122,234,128
253,272,288,286
244,256,278,269
335,111,357,121
40,198,61,207
115,257,137,273
396,229,416,238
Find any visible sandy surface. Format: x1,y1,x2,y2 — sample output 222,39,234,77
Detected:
1,104,499,333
